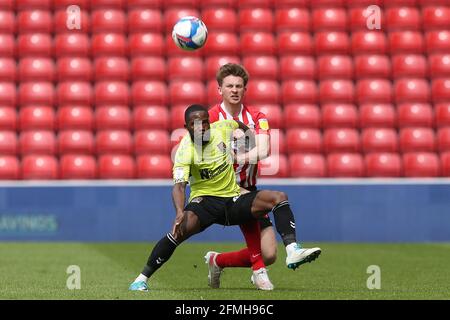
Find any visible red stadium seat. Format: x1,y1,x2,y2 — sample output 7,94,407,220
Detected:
384,0,417,6
324,128,360,153
91,0,125,9
128,9,162,33
385,7,421,31
170,105,188,130
56,58,92,82
205,56,240,80
129,33,165,57
286,128,322,153
398,103,434,128
0,58,16,82
169,81,206,106
0,82,16,107
130,57,166,81
96,130,133,155
394,79,430,104
403,152,440,177
164,8,200,33
237,0,271,8
168,57,204,81
134,130,170,155
354,55,391,79
0,156,19,179
17,34,52,58
0,107,17,130
58,130,95,155
356,79,393,104
441,152,450,176
259,154,289,178
319,80,355,104
0,131,17,155
244,80,280,105
349,7,384,31
432,79,450,103
94,57,129,81
54,34,90,58
277,32,313,55
270,129,286,154
284,104,321,129
17,10,52,34
0,0,13,10
201,8,237,32
312,8,347,31
419,0,450,5
347,0,383,7
242,56,279,80
426,29,450,52
19,130,56,155
91,33,127,57
359,103,397,128
365,153,401,177
392,54,427,79
18,82,55,107
438,127,450,152
389,31,425,54
127,0,163,9
361,128,398,153
95,105,131,130
18,58,55,82
317,55,353,79
94,82,129,107
0,10,15,34
239,8,273,33
422,6,450,31
400,127,436,152
275,8,310,32
322,104,358,128
133,105,170,131
91,9,126,33
289,154,326,178
57,105,94,130
19,105,55,131
436,103,450,128
281,80,318,105
98,155,135,179
310,0,344,7
60,155,97,179
202,32,239,56
327,153,364,177
131,81,168,106
240,32,276,56
0,35,14,57
16,0,52,10
429,54,450,78
54,9,90,34
253,104,282,129
21,155,58,180
57,82,93,106
315,32,350,55
136,155,172,179
352,31,387,55
279,56,315,80
207,80,221,106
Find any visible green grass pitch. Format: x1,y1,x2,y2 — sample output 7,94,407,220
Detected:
1,242,449,300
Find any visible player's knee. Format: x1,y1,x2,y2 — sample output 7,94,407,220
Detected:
272,191,288,207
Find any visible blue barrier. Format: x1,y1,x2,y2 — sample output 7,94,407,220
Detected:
0,180,449,242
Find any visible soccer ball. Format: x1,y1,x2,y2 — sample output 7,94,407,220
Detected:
172,16,208,51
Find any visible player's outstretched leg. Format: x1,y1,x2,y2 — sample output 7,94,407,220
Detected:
251,190,321,270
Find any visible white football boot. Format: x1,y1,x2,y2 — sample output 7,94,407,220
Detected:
204,251,223,289
286,244,321,270
251,268,274,291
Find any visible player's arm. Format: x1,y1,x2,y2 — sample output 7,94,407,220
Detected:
171,181,187,237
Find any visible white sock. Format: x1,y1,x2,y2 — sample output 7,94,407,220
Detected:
134,273,148,283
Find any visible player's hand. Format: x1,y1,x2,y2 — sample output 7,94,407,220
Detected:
172,212,185,239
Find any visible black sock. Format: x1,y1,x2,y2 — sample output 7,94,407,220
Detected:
141,233,178,278
272,201,297,246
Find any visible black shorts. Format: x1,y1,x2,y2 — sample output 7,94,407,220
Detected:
184,191,260,231
243,186,273,230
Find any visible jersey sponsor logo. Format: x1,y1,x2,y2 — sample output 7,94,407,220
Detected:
217,141,227,154
191,197,203,203
258,119,269,130
199,161,228,180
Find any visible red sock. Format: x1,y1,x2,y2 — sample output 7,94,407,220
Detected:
215,220,265,271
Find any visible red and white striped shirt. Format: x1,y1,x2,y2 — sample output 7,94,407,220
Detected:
209,103,270,189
